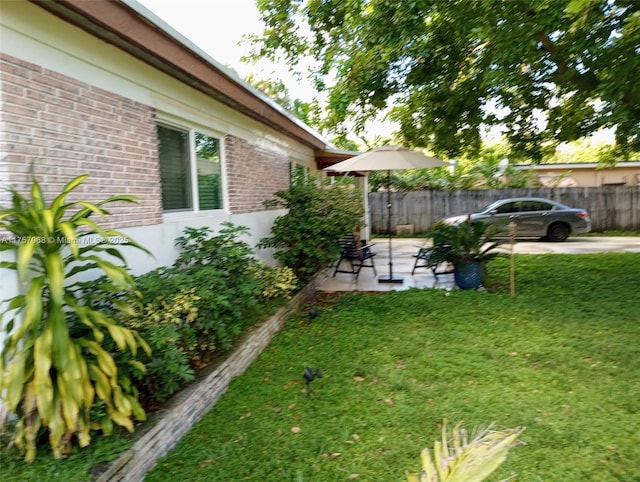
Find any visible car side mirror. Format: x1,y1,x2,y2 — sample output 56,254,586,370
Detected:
489,209,498,215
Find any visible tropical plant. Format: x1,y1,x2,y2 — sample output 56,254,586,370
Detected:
424,219,506,289
0,171,150,461
258,171,365,283
406,421,524,482
426,220,506,266
84,223,297,408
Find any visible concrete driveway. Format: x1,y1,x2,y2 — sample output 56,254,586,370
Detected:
317,236,640,292
504,236,640,254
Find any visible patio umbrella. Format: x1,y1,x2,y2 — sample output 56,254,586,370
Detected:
324,145,448,283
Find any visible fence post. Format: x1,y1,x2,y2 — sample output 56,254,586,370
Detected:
509,221,517,297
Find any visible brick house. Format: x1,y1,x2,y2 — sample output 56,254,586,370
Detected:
0,1,353,301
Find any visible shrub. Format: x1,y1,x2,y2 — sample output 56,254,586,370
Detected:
93,223,289,406
250,263,298,301
258,172,365,283
85,272,203,406
118,287,201,403
173,223,264,351
108,282,202,405
0,172,150,461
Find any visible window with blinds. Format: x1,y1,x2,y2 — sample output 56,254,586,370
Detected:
157,124,223,212
158,125,191,211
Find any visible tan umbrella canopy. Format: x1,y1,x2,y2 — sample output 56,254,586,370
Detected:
325,145,448,283
324,145,446,173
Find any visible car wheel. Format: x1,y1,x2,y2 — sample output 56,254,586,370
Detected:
547,222,570,242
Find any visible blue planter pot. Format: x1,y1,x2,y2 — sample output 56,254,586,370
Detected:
454,261,484,289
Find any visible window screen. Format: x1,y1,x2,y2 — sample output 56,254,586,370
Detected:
158,125,191,211
195,132,222,210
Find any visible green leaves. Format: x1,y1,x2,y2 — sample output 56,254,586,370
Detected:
426,220,506,265
253,0,639,161
258,172,365,283
0,171,149,461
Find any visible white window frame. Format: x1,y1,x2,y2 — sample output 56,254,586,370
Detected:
157,120,227,215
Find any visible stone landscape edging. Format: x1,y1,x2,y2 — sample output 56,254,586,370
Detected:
95,272,326,482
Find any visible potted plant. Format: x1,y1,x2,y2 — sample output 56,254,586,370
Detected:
425,218,506,289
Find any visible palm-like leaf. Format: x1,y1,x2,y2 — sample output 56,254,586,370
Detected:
425,220,506,265
407,421,524,482
0,170,150,461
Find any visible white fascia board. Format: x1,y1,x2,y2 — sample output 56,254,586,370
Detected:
122,0,329,147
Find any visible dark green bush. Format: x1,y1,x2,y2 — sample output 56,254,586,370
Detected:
173,223,264,351
84,274,199,404
258,172,365,283
91,222,297,406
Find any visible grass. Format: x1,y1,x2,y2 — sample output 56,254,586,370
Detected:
144,253,639,481
3,253,640,481
0,434,132,481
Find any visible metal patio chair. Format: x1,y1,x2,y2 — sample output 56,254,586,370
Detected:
411,244,454,276
333,234,377,279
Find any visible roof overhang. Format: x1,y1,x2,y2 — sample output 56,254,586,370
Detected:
30,0,327,152
315,148,364,175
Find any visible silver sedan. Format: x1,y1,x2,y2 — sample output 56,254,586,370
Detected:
443,197,592,242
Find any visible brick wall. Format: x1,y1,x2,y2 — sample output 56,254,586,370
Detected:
0,53,162,228
224,135,291,214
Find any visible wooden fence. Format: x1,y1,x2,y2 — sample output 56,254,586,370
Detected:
369,186,640,234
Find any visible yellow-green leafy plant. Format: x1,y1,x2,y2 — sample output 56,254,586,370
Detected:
250,263,298,300
406,421,524,482
0,171,151,461
118,287,203,401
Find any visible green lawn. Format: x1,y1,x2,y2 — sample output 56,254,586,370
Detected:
146,254,640,481
3,253,640,481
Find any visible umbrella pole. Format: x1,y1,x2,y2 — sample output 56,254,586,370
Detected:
379,170,403,283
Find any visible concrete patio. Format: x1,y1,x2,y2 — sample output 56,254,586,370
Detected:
317,236,640,292
318,237,456,292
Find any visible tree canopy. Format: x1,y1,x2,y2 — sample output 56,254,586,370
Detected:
251,0,639,161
